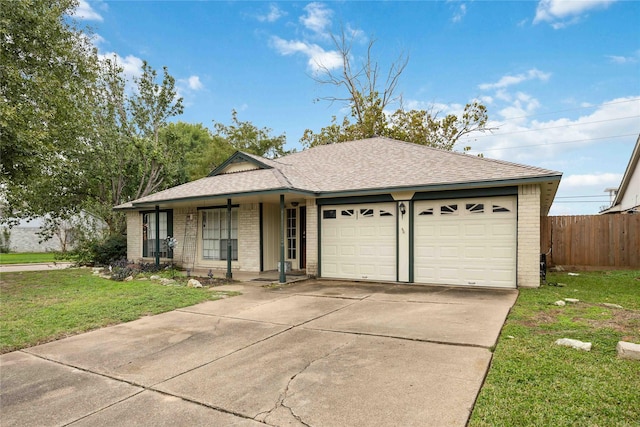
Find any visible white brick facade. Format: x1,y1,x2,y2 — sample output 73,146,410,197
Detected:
238,203,260,272
517,184,541,288
305,199,318,276
126,211,141,262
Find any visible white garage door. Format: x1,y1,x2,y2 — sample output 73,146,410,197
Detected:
321,203,396,281
414,196,517,288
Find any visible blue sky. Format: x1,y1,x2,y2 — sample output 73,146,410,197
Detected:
74,0,639,215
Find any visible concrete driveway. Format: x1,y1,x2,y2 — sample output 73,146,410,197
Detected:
1,280,517,426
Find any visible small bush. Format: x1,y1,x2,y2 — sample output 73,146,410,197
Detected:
92,235,127,265
57,234,127,266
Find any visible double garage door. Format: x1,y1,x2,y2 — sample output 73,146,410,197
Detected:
321,196,517,288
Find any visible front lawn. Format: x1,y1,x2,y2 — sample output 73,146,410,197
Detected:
0,268,237,353
470,270,640,426
0,252,57,264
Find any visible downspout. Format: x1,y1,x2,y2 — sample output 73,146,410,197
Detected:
279,194,286,284
226,198,232,279
155,205,160,267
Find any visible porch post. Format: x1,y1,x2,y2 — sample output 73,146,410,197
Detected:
154,205,160,267
279,194,286,284
226,198,232,279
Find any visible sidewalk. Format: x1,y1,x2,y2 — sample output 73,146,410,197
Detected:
0,262,75,273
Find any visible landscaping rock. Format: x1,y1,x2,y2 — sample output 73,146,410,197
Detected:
554,300,566,306
159,278,176,285
150,275,161,280
187,279,203,288
555,338,592,351
616,341,640,360
602,303,623,309
564,298,580,303
124,276,134,282
99,274,111,280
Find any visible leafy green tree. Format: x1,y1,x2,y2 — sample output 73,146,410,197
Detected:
0,0,98,182
301,32,492,149
159,122,234,182
213,110,288,159
130,61,184,199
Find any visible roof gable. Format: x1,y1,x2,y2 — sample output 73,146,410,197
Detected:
209,151,274,176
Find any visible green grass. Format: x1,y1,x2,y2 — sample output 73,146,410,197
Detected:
0,268,237,353
470,270,640,427
0,252,57,264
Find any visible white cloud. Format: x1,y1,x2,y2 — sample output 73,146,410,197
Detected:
452,3,467,23
72,0,104,21
187,76,203,91
300,2,333,36
561,173,622,188
462,96,640,164
533,0,617,28
270,36,342,73
258,4,285,23
607,50,640,64
99,52,144,80
479,69,551,91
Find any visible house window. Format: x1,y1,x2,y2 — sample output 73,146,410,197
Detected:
202,208,238,260
380,210,393,217
341,209,355,217
493,205,511,213
142,210,173,258
287,208,297,260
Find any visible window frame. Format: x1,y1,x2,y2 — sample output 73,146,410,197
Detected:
201,207,239,261
141,210,174,259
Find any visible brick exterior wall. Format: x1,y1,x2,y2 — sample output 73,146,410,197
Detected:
517,184,541,288
126,211,141,262
172,208,198,269
238,203,260,272
305,199,318,276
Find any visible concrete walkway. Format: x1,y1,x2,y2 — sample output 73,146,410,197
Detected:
1,280,517,426
0,262,74,273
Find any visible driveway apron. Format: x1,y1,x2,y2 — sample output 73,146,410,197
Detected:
1,280,517,426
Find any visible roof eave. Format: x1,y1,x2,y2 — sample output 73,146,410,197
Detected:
314,174,562,199
120,187,316,209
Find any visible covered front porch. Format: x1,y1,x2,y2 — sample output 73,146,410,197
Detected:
127,191,317,284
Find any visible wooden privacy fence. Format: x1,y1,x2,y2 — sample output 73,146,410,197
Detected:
541,215,640,269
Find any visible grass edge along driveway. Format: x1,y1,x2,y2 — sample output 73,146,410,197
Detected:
470,270,640,427
0,268,236,354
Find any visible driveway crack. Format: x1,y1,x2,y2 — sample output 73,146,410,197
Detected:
255,342,351,427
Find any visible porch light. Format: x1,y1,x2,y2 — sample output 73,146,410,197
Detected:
399,202,406,216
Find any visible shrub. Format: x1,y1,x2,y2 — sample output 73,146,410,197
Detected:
92,235,127,266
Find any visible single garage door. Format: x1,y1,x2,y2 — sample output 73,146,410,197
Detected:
321,203,396,281
414,196,517,288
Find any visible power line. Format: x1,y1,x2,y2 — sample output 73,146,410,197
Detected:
555,195,614,199
481,97,640,125
464,115,639,140
476,133,637,152
553,200,611,203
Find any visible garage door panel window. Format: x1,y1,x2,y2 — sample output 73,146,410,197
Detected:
441,204,458,215
323,210,337,219
466,203,484,213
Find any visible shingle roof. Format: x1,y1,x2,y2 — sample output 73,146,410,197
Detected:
116,137,561,209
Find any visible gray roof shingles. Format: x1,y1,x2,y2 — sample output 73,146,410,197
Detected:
116,137,561,208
